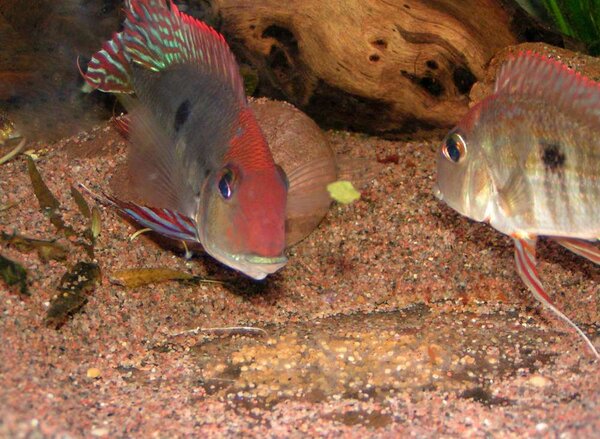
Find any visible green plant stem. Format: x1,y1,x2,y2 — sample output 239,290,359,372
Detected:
543,0,573,35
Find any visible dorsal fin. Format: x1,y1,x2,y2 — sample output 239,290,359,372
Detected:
123,0,246,103
82,32,133,93
494,51,600,122
83,0,246,100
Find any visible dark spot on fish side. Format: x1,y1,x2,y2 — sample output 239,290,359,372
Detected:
540,140,566,172
452,66,476,95
369,54,380,62
174,99,191,132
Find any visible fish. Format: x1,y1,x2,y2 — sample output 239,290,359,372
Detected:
434,51,600,358
102,98,374,249
82,0,289,280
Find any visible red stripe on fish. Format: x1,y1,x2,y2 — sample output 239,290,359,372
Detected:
552,237,600,265
225,108,276,171
513,237,599,358
83,32,132,93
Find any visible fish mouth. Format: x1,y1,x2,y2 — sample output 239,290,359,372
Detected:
226,254,287,280
205,245,287,280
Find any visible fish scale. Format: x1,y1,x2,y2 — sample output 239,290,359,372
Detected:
474,92,600,237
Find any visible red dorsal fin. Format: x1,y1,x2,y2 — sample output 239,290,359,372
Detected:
494,51,600,123
83,32,133,93
123,0,246,103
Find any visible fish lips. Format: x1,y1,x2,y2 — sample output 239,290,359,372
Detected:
206,245,288,280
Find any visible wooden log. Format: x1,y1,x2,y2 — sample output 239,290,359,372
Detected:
201,0,568,136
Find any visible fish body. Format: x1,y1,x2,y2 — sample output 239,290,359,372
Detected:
83,0,288,279
435,51,600,357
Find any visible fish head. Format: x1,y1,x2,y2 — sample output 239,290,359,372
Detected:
434,101,493,223
198,161,288,280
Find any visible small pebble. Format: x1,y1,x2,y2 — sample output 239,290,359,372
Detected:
87,367,102,379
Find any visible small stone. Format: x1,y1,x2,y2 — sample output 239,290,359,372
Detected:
86,367,102,379
528,375,550,388
91,427,109,437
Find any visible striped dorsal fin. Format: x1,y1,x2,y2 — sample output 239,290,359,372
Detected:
83,0,245,103
494,51,600,124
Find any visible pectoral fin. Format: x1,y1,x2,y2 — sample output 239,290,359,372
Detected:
513,237,599,358
285,158,336,246
285,155,381,246
497,170,531,219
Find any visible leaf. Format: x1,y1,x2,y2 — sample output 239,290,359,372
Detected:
27,156,60,212
91,206,101,239
45,262,101,328
0,231,68,262
70,185,91,218
27,156,77,237
0,253,28,295
110,267,195,288
0,138,26,165
326,180,361,204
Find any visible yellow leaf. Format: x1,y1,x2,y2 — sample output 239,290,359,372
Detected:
326,180,361,204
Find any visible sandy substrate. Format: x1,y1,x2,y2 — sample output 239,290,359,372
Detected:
0,122,598,437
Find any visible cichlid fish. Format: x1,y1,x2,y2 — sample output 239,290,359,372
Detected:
82,0,288,280
435,51,600,358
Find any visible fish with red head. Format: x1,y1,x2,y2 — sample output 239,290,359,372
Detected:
82,0,288,279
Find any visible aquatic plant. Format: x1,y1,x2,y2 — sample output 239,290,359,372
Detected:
541,0,600,53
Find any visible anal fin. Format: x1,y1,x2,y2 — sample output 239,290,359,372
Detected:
513,237,599,359
552,237,600,265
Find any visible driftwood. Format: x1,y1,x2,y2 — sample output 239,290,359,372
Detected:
202,0,568,136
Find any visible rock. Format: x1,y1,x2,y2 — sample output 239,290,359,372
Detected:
200,0,569,136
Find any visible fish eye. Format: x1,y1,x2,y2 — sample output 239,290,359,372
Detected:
218,168,235,200
442,131,467,163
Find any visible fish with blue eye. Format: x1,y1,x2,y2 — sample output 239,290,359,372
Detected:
104,96,358,255
81,0,289,280
435,51,600,358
